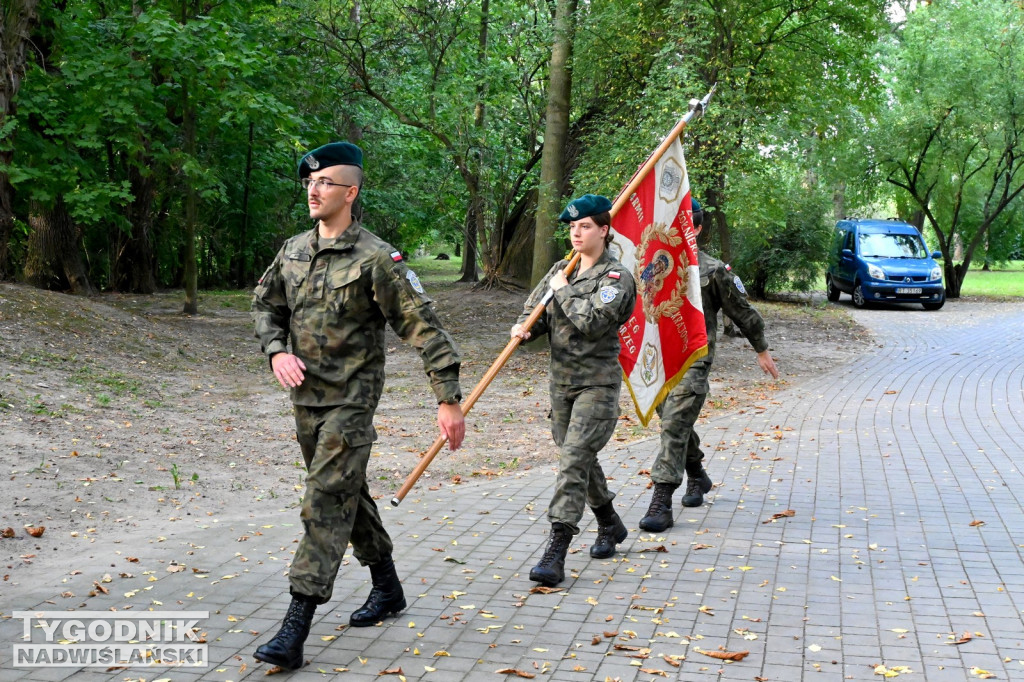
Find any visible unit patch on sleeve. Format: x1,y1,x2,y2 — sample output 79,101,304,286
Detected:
733,275,747,295
406,270,425,294
599,285,619,303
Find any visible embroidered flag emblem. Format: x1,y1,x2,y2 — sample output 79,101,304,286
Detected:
391,251,403,262
608,271,621,280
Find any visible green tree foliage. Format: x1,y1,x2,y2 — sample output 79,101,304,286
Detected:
6,0,304,296
300,0,550,283
868,0,1024,297
572,0,885,293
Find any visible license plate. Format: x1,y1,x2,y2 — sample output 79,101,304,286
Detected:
896,287,922,294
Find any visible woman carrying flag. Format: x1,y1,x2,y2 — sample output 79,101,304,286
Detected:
511,194,637,586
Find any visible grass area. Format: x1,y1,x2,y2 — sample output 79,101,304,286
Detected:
960,260,1024,297
200,290,254,311
405,254,465,282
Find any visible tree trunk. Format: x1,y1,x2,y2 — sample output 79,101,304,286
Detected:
832,182,845,222
0,0,41,279
496,187,537,287
531,0,577,288
24,196,94,294
112,162,158,293
233,120,255,287
705,174,732,262
457,0,490,284
459,198,481,282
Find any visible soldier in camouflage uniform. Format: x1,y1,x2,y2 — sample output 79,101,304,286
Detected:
250,142,465,670
511,194,637,586
640,198,778,533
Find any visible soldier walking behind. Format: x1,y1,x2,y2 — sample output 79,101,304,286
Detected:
250,142,465,670
511,194,637,586
640,198,778,532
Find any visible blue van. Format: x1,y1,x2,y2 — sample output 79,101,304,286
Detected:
825,218,945,310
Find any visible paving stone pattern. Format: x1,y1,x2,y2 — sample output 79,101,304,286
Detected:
2,302,1023,681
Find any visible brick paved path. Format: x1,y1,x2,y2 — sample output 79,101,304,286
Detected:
2,301,1023,681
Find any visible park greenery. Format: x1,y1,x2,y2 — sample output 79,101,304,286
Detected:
1,0,1022,306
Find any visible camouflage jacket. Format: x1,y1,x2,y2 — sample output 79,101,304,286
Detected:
684,250,768,391
251,222,462,412
518,251,637,386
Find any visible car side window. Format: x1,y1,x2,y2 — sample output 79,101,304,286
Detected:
843,230,855,251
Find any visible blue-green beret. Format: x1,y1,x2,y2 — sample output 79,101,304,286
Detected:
558,194,613,223
298,142,363,178
691,197,701,212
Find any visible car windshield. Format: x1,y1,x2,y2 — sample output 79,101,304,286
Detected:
859,232,927,258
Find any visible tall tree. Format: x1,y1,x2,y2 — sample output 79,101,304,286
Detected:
305,0,550,283
0,0,40,278
870,0,1024,297
530,0,576,287
572,0,885,272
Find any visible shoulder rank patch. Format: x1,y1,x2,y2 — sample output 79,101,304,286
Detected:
599,285,618,303
607,271,621,279
406,270,425,294
391,251,403,262
733,275,747,295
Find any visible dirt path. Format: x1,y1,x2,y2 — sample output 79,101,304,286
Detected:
0,278,866,584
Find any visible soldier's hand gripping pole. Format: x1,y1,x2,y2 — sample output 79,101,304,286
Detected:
390,252,582,507
391,83,716,507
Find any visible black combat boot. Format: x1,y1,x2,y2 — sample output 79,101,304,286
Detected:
590,502,628,559
639,483,677,532
349,556,407,627
529,522,573,586
681,469,713,507
253,594,317,670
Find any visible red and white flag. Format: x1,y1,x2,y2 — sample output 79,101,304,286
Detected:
611,137,708,426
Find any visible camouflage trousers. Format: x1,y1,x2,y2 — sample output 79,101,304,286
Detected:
288,405,392,604
547,381,619,534
652,379,709,486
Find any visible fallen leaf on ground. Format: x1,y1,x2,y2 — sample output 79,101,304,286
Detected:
950,632,972,645
762,510,796,524
26,526,45,537
969,520,985,527
529,586,563,594
378,667,403,675
874,664,913,677
695,648,748,661
495,668,535,678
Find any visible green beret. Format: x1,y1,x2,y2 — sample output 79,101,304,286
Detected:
558,194,613,223
298,142,363,178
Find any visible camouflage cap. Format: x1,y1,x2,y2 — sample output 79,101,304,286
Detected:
558,194,612,223
298,142,363,178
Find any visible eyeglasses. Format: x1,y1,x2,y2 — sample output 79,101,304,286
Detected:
301,177,354,191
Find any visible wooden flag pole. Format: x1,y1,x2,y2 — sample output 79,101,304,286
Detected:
390,84,717,507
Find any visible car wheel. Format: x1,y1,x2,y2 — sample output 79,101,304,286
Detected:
825,276,840,302
922,295,945,311
852,283,867,308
